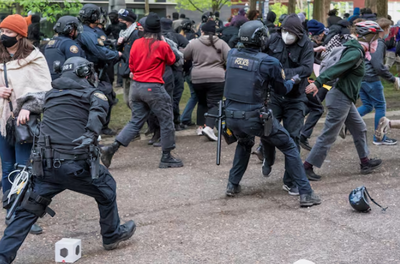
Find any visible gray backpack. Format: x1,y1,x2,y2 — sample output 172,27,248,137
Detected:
320,46,363,76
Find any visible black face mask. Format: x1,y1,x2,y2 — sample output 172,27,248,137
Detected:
138,30,144,38
119,22,127,30
1,35,18,48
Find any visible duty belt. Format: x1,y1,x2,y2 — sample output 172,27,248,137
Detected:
225,110,259,119
41,150,89,168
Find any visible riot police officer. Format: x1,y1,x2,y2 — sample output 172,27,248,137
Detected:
0,57,135,264
77,3,122,136
44,16,85,80
223,21,321,207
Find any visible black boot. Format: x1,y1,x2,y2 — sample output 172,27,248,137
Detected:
252,145,264,162
103,220,136,250
159,151,183,168
101,141,120,168
148,130,160,145
299,135,312,151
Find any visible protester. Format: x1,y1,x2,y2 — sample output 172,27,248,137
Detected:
348,7,360,25
231,8,248,27
303,21,383,180
327,9,341,27
0,14,52,234
265,11,277,35
184,20,230,140
357,18,399,145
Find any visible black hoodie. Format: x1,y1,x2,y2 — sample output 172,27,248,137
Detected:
265,11,277,34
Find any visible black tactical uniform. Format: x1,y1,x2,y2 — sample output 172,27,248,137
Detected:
44,16,85,80
223,21,320,207
76,4,121,136
0,58,135,264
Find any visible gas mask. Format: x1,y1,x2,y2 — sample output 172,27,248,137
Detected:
282,30,298,45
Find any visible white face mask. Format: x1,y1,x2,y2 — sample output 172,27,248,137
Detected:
282,30,298,45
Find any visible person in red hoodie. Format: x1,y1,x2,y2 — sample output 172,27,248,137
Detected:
101,13,183,169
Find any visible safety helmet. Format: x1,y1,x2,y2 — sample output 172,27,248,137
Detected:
349,186,371,212
238,20,268,47
279,14,288,24
79,4,101,24
54,57,97,87
53,16,82,36
181,18,193,31
355,21,383,36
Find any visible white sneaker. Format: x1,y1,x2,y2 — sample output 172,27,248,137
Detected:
196,127,203,136
202,126,218,141
375,117,390,142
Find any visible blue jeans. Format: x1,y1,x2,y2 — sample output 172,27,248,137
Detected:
357,81,386,141
0,136,32,194
180,75,198,124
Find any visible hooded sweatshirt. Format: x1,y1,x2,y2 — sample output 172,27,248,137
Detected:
314,39,365,103
183,35,230,84
266,11,277,34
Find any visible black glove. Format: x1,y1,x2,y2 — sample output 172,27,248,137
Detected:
291,74,301,85
119,54,127,63
72,136,94,150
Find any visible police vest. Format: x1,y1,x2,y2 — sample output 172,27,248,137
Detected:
224,49,269,104
41,88,94,147
44,37,71,80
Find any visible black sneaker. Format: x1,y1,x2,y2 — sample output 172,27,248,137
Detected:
226,182,241,197
360,158,382,174
153,139,161,148
300,135,312,151
175,124,183,131
103,220,136,250
159,152,183,168
300,191,321,207
305,167,322,181
252,145,264,162
262,159,271,177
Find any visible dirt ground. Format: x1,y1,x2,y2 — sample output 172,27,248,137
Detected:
2,115,400,264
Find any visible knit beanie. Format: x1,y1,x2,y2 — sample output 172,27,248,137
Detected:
307,19,325,36
118,9,137,23
202,20,216,33
145,12,161,33
0,14,28,37
281,13,304,39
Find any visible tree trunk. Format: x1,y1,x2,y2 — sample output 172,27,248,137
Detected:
212,0,219,12
376,0,388,18
249,0,257,11
15,3,22,14
364,0,377,14
288,0,296,14
145,0,150,15
313,0,329,26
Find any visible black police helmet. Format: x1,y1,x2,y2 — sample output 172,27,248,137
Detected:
55,57,97,87
279,14,288,23
238,20,268,47
53,16,81,35
181,18,193,31
79,4,101,24
349,186,371,213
